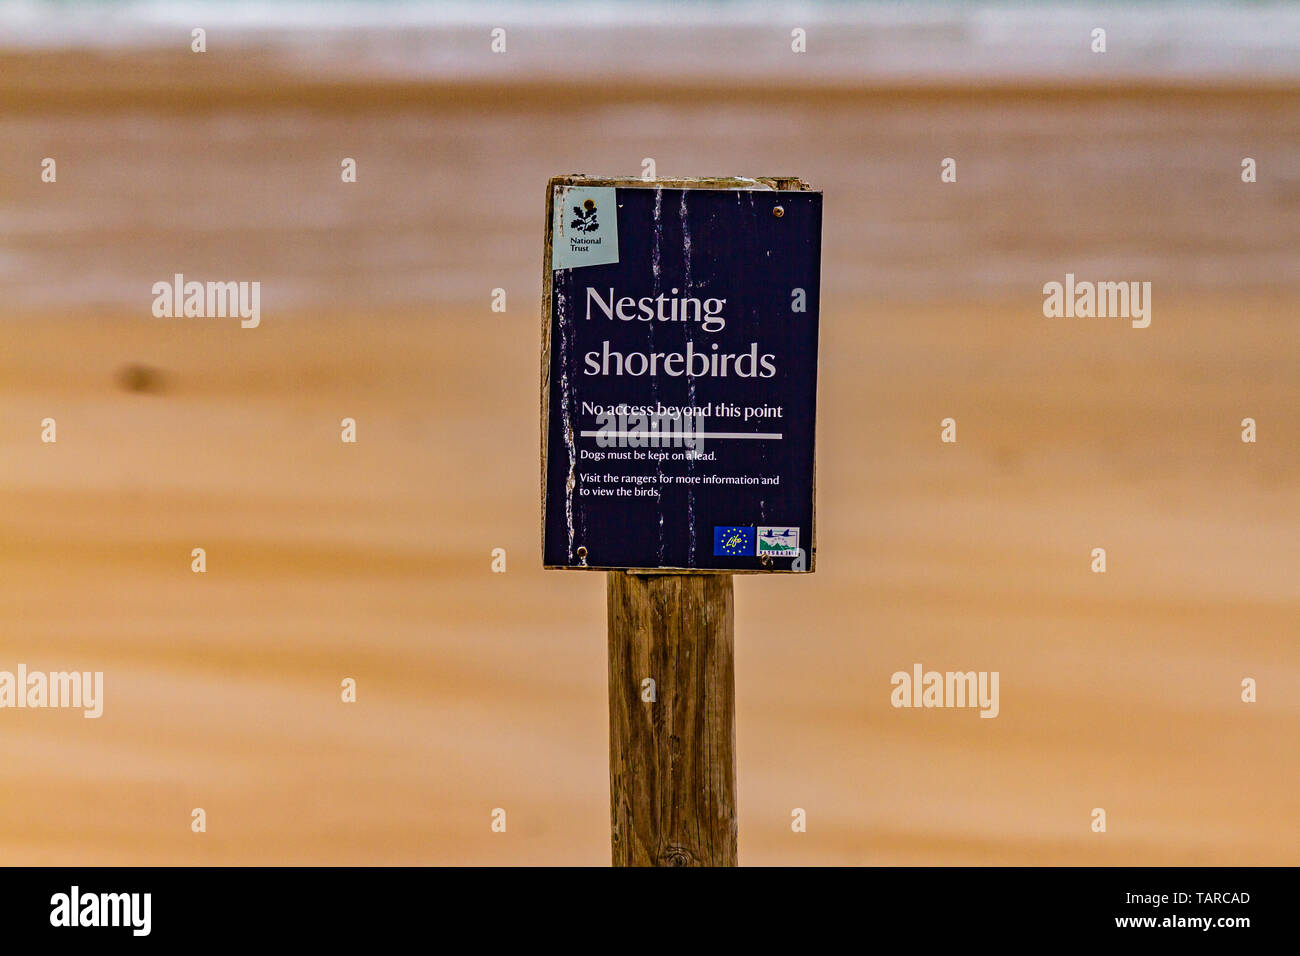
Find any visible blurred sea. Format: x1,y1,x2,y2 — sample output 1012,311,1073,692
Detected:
3,0,1300,81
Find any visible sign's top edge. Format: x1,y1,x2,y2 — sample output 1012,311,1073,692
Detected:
548,175,817,192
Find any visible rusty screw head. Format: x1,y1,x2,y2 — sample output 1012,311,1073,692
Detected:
772,205,785,218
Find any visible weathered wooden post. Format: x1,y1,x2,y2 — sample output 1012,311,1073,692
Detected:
607,571,736,865
541,176,822,867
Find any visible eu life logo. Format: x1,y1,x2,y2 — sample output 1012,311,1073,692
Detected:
713,527,754,556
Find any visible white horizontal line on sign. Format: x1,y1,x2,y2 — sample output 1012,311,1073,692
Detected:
579,431,783,440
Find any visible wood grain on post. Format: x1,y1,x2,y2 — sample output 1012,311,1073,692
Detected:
607,571,737,866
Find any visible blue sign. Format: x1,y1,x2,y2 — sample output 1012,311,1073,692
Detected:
713,526,755,557
542,179,821,572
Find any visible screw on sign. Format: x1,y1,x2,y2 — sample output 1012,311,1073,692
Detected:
540,175,823,866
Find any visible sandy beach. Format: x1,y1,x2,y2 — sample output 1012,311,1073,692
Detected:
1,49,1297,864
